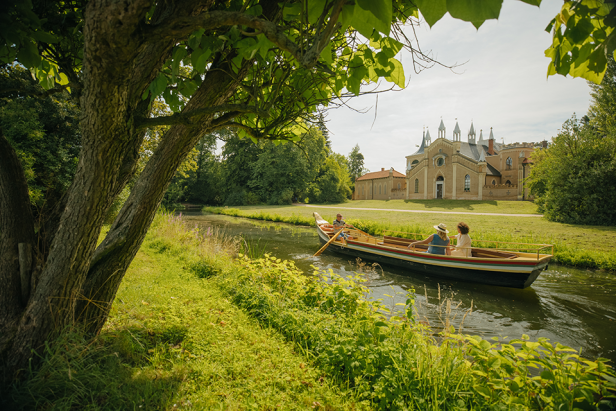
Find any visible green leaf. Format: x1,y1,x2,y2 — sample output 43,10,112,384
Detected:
474,386,492,398
307,0,327,24
340,3,356,31
151,73,168,97
356,0,392,35
540,370,555,381
320,42,332,65
31,30,58,43
245,5,263,17
385,58,405,88
193,48,212,74
16,40,40,69
171,47,187,80
414,0,447,27
518,0,541,6
446,0,503,28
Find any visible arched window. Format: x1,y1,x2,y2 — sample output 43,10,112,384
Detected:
414,179,419,193
464,175,471,192
437,157,444,167
411,159,419,167
505,180,512,186
397,183,401,190
491,179,496,186
506,157,512,170
379,184,382,195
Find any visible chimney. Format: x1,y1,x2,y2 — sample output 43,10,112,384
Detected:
381,167,385,171
488,138,494,155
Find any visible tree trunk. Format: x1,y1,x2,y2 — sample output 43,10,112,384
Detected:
0,128,37,367
76,58,246,332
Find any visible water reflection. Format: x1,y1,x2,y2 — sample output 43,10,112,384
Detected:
181,211,616,363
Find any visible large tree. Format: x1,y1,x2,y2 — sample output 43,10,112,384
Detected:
0,0,613,378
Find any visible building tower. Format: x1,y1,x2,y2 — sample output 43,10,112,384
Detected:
468,121,476,144
453,119,461,141
438,118,446,139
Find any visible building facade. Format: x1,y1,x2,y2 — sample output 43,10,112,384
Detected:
353,167,407,200
405,119,541,201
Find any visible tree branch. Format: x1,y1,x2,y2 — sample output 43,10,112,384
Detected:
135,104,269,129
144,8,341,69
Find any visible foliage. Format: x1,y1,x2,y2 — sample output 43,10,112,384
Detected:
348,143,368,183
589,55,616,135
219,252,616,410
0,64,80,208
530,115,616,226
544,0,616,83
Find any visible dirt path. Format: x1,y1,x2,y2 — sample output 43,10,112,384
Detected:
292,204,543,217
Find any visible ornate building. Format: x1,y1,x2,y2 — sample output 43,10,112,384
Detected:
405,119,542,201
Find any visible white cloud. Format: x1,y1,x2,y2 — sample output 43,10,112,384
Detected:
325,0,591,173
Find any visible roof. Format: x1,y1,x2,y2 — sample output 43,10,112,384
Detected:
438,119,446,130
413,134,427,155
453,121,461,134
486,163,501,176
458,141,502,161
356,169,406,181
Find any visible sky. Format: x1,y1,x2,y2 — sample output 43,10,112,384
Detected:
325,0,592,173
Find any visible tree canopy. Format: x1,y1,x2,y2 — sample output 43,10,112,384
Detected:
1,0,613,378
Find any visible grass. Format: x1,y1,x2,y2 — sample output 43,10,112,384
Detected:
6,213,365,410
203,205,616,271
7,211,615,410
310,199,542,215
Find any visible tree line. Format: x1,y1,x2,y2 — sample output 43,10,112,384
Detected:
163,127,368,207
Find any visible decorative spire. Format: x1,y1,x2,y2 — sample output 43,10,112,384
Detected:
468,121,476,144
489,127,494,140
479,129,484,142
453,119,461,141
479,149,486,162
438,118,446,139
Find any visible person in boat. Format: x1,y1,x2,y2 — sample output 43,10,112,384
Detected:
450,222,472,257
333,213,354,239
408,223,450,255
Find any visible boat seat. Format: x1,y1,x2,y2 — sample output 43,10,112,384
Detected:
471,248,517,259
380,237,428,250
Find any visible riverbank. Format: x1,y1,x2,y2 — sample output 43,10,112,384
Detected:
7,211,614,410
202,205,616,271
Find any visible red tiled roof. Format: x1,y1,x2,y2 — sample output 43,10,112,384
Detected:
356,169,406,181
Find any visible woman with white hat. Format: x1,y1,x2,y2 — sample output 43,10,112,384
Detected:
408,223,451,255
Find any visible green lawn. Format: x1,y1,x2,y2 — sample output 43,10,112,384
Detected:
307,199,541,215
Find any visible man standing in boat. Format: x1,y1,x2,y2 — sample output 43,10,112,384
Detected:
333,214,354,239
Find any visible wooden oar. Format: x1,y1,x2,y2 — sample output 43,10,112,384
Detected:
314,228,344,257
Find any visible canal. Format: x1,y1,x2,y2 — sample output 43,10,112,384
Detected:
182,211,616,364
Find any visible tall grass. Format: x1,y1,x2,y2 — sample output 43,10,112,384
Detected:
203,206,616,271
6,211,364,410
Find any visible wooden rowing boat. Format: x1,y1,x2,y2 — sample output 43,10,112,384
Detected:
313,213,553,289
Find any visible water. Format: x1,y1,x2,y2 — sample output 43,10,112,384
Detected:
182,211,616,364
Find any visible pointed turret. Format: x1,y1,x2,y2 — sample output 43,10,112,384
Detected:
438,118,446,139
413,127,428,155
453,119,461,141
468,121,476,144
489,127,494,140
479,149,486,162
425,128,432,145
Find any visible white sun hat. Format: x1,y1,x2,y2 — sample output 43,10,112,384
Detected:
433,223,449,233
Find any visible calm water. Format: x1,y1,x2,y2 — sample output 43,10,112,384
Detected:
182,211,616,364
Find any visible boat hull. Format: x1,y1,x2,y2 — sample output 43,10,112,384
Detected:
316,229,548,289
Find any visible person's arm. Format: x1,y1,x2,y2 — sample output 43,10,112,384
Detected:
408,234,434,248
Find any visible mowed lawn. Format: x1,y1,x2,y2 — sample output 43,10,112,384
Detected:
300,199,541,215
225,201,616,255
